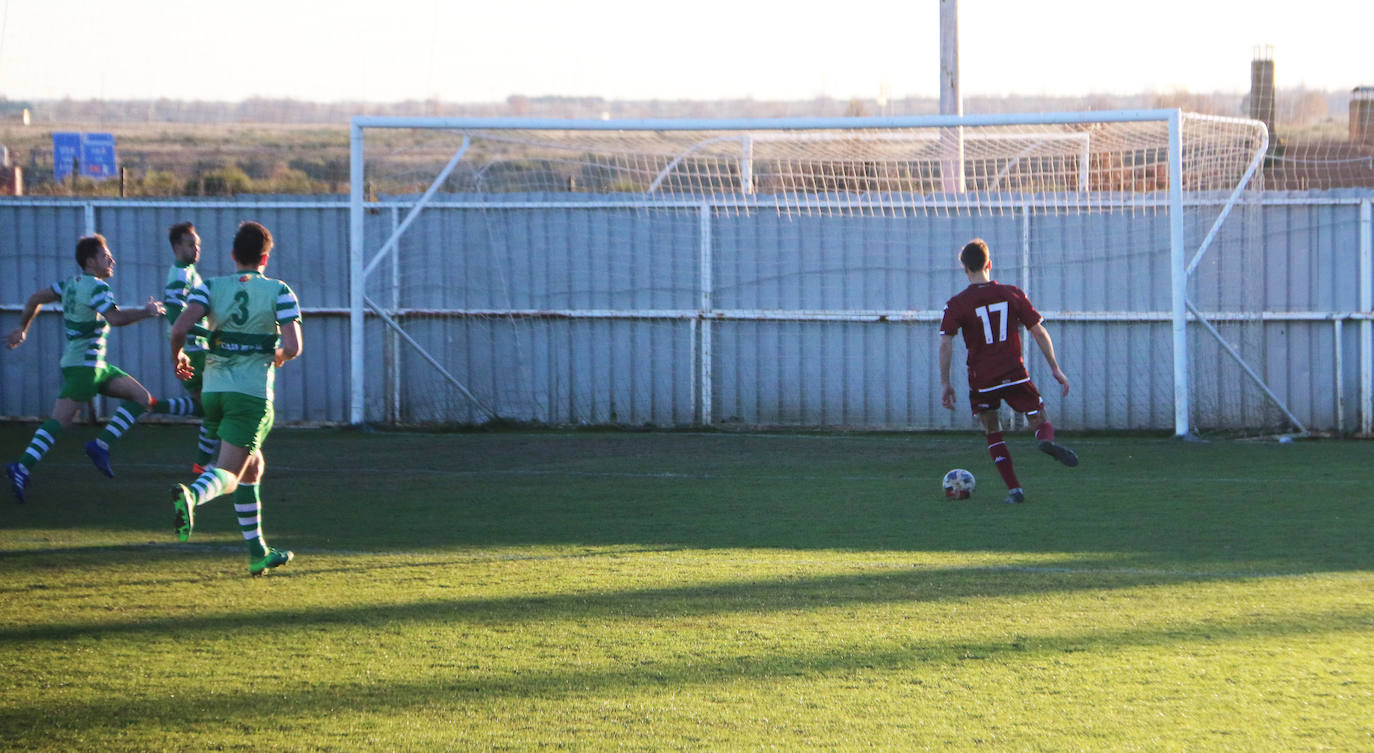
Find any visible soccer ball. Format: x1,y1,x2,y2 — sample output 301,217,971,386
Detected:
942,468,976,499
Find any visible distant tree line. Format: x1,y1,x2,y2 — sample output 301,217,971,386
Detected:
0,88,1353,197
4,89,1353,126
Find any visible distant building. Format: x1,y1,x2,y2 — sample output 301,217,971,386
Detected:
1352,87,1374,145
1249,46,1277,142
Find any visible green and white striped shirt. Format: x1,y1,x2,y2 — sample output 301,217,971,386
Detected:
53,275,115,369
189,271,301,401
163,261,209,353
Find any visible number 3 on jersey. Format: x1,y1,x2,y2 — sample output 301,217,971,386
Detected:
974,302,1009,344
230,290,250,325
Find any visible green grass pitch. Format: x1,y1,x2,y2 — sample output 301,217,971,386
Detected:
1,423,1370,752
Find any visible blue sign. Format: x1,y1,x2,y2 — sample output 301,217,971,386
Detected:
80,133,117,179
52,132,118,181
52,132,81,181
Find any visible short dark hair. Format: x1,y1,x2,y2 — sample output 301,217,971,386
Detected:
959,238,990,272
231,221,273,266
169,221,195,247
75,234,107,268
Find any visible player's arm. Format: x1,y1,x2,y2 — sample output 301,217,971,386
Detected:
939,334,957,410
275,320,302,367
5,286,61,349
104,296,166,326
170,300,208,380
163,290,185,323
1028,322,1070,396
164,271,195,322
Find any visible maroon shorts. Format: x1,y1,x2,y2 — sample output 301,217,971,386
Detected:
969,379,1044,416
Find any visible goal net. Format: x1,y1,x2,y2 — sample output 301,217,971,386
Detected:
348,111,1285,435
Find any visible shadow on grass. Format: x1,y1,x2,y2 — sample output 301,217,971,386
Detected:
0,597,1366,740
0,543,692,591
0,551,1337,645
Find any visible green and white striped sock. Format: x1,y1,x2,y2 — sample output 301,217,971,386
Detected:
195,426,219,467
152,396,200,416
234,483,267,558
189,466,237,507
18,419,62,470
96,401,147,445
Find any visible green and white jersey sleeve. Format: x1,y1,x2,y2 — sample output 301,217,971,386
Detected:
55,275,115,368
190,271,301,401
163,261,209,352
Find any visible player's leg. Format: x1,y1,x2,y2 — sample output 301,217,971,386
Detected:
190,442,249,511
173,439,246,543
1023,404,1079,467
974,397,1024,504
85,369,155,478
150,394,201,417
233,453,266,557
173,392,232,541
193,424,218,474
174,392,290,573
1003,382,1078,469
233,450,291,574
7,398,83,502
232,401,291,575
157,351,216,471
201,395,291,574
188,371,220,472
185,355,220,471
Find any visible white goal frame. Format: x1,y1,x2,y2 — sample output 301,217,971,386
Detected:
348,110,1275,436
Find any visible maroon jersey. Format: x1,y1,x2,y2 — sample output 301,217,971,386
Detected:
939,281,1044,391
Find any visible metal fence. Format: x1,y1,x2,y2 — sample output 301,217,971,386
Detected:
2,193,1371,433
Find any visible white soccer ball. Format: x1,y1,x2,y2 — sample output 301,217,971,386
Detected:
942,468,976,499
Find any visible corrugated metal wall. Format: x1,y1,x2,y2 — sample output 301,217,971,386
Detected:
0,201,351,425
2,195,1371,433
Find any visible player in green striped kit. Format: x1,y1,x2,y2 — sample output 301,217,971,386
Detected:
156,221,219,472
169,221,302,575
6,234,166,502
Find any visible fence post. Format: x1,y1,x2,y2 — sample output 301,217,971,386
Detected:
1360,198,1372,435
697,203,713,426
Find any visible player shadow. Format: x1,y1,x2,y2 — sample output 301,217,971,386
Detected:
0,550,1326,645
0,563,1366,741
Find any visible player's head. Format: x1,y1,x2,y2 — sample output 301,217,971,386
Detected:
169,221,200,265
75,234,115,278
231,221,273,268
75,232,107,267
959,238,991,273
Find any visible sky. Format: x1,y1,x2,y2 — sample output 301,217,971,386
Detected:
0,0,1369,104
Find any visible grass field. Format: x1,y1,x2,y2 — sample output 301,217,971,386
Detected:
1,422,1370,752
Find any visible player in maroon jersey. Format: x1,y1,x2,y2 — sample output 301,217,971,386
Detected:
938,238,1079,504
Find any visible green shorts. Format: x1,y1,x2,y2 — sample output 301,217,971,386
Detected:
201,392,275,454
180,349,207,394
58,364,131,402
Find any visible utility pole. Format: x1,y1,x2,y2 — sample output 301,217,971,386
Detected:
939,0,965,192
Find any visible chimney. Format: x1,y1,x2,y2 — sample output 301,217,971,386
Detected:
1352,87,1374,145
1249,45,1276,140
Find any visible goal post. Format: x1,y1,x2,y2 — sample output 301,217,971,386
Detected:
348,110,1279,435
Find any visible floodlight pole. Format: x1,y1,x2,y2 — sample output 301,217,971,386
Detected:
939,0,960,117
939,0,965,192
